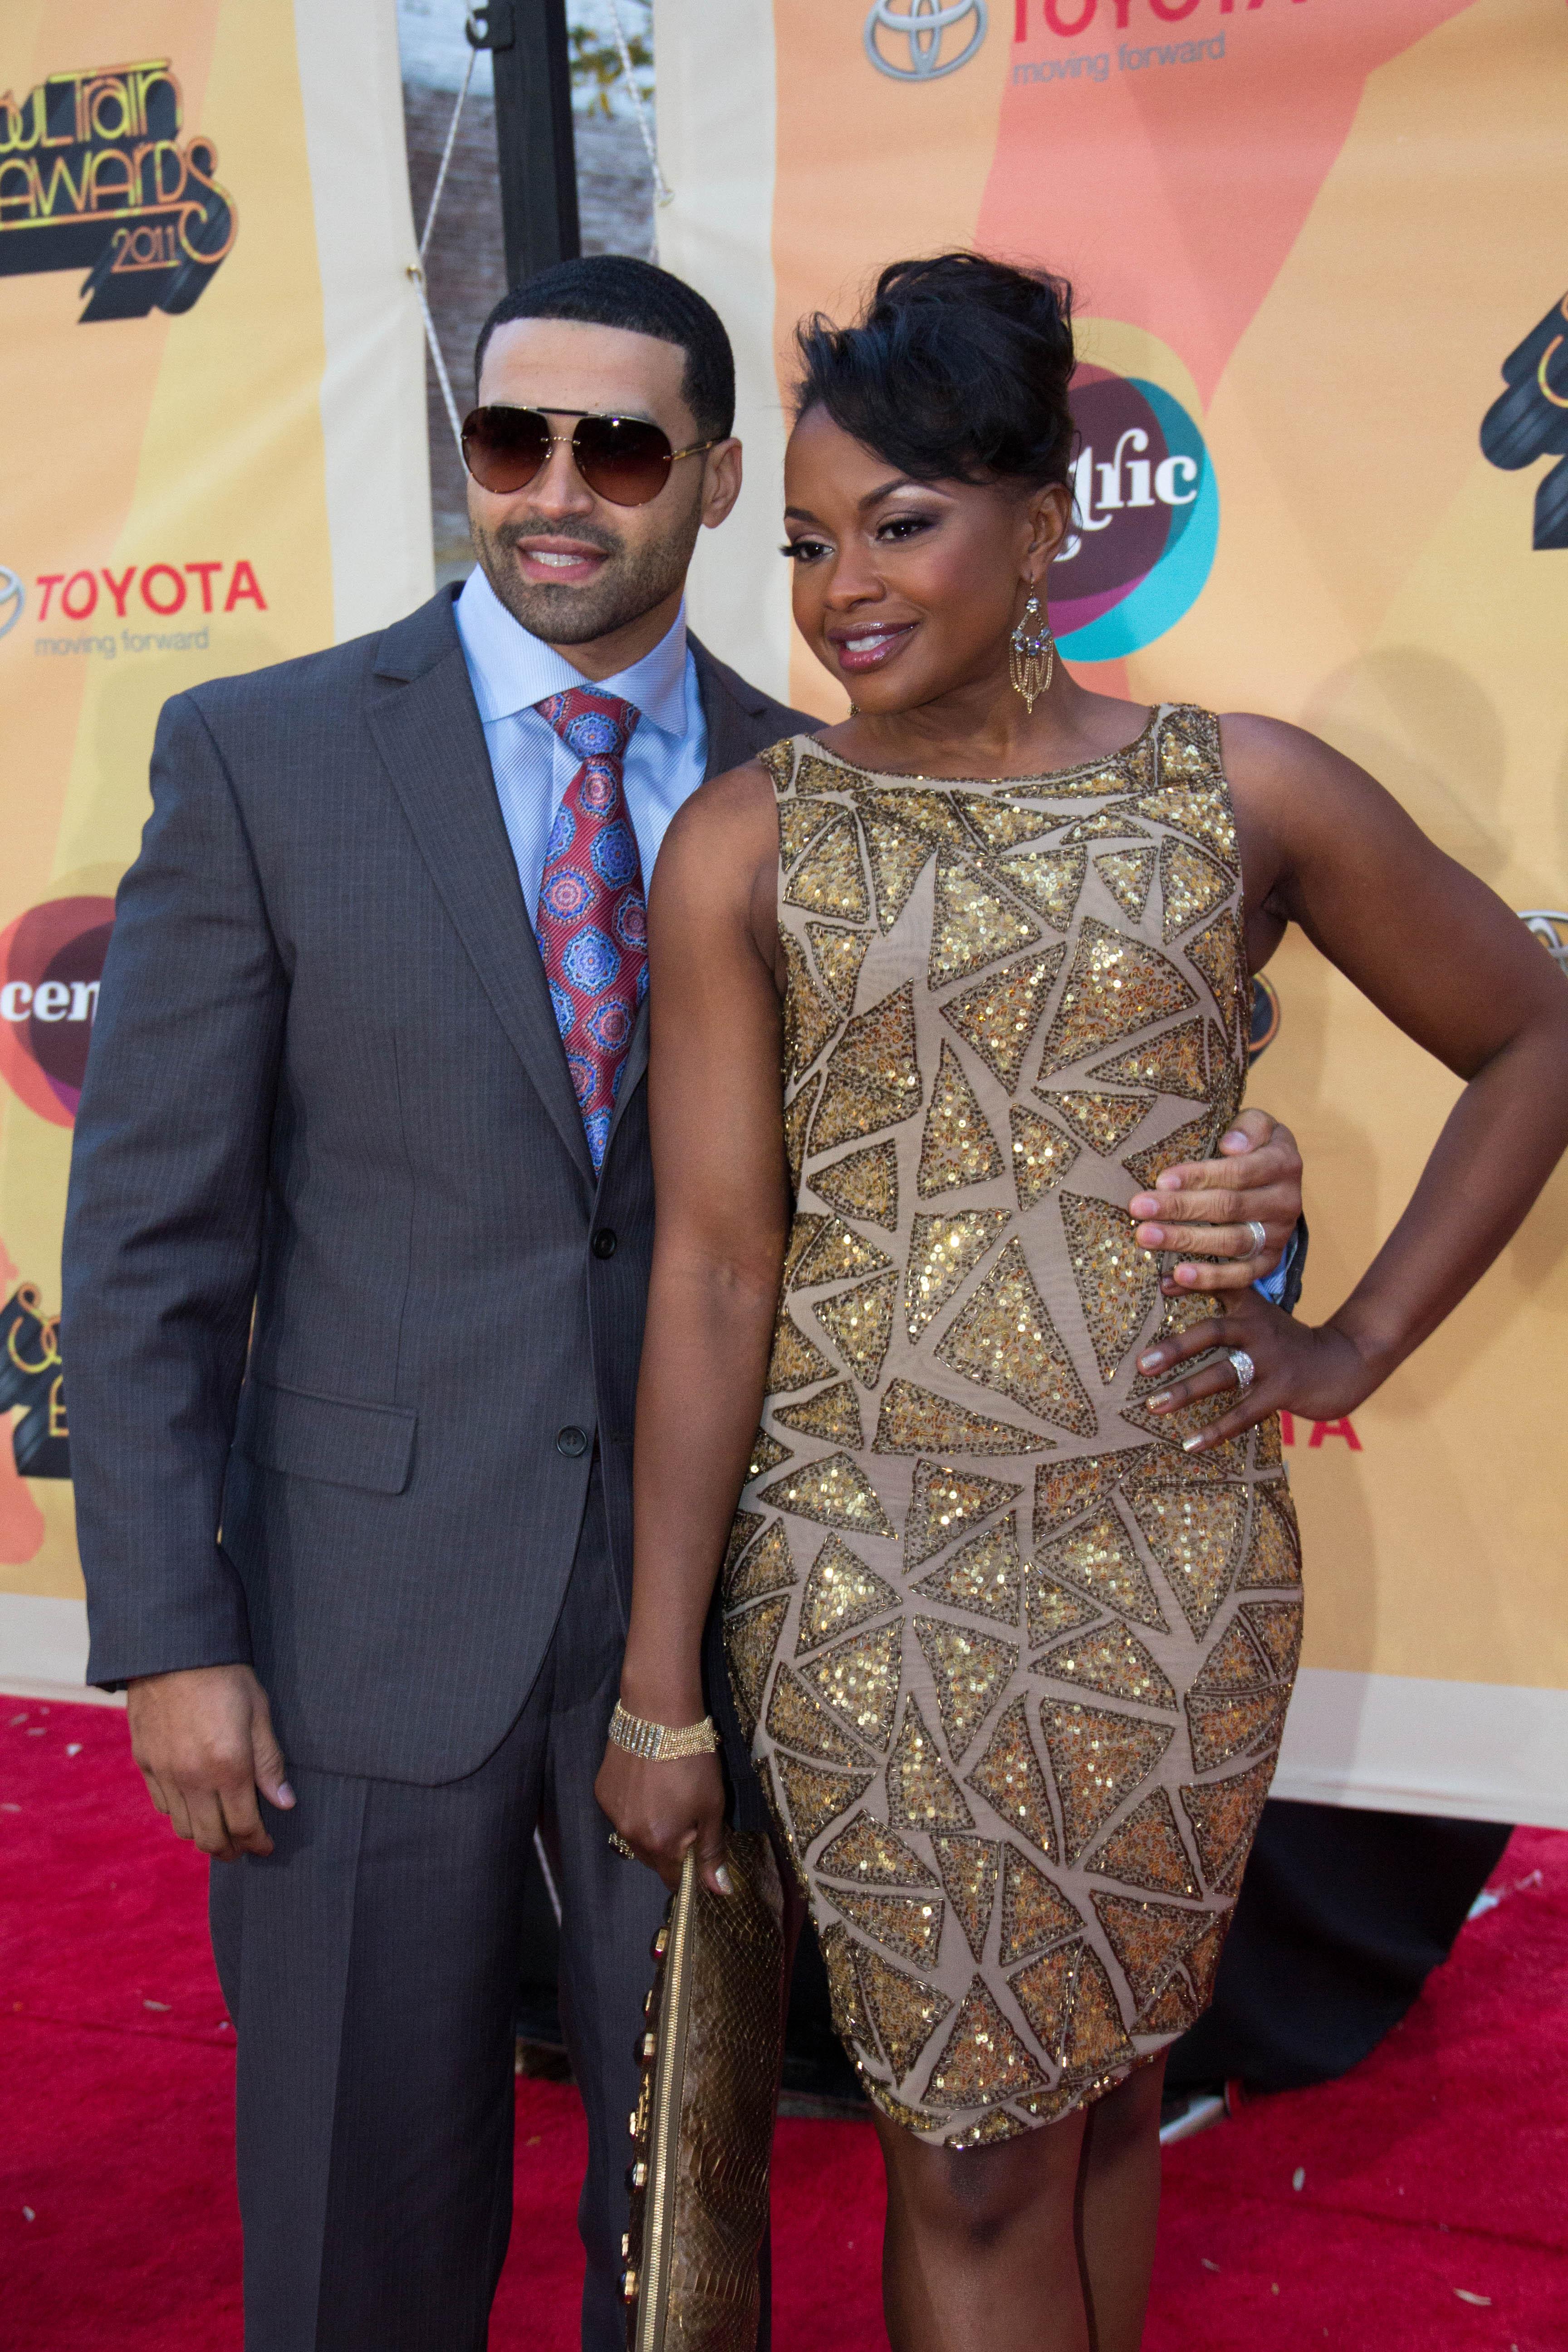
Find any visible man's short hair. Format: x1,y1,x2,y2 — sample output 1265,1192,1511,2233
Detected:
474,256,736,441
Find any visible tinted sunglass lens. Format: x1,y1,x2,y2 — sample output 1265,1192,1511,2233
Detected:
573,415,672,505
461,407,551,494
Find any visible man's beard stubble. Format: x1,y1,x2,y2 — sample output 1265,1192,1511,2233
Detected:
472,509,701,647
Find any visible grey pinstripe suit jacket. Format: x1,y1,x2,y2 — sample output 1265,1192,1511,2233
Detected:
63,586,804,1789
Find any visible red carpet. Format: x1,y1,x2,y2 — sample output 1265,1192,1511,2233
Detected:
3,1698,1564,2350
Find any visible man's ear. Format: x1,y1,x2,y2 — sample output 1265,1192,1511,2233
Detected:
701,438,744,530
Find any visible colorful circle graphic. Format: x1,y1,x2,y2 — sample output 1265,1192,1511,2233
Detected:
1050,335,1218,664
0,895,116,1127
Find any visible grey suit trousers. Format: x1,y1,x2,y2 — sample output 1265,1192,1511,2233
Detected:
209,1464,666,2352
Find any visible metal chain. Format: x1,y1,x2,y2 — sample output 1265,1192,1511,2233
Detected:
607,0,672,209
406,28,480,456
409,5,671,436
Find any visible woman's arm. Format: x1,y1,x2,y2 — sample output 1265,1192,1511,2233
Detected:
1146,715,1568,1446
595,760,789,1889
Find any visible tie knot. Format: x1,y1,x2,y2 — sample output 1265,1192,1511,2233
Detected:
535,685,640,762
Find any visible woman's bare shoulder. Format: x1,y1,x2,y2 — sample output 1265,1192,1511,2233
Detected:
1217,709,1402,837
651,758,781,915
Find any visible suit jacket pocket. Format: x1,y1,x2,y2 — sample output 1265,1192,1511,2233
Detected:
234,1377,416,1496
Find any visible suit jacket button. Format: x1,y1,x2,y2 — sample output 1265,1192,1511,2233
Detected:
592,1229,617,1259
556,1426,588,1458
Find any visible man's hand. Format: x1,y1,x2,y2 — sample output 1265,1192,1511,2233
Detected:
127,1664,294,1862
1130,1106,1303,1294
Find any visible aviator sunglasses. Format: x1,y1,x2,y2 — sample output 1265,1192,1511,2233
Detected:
460,405,720,507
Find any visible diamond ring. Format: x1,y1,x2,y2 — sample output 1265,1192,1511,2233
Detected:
1245,1220,1268,1256
608,1831,636,1860
1227,1348,1256,1394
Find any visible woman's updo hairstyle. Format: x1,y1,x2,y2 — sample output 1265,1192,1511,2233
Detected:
793,251,1076,490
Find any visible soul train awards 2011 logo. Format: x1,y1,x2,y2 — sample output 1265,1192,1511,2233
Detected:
0,1283,68,1480
0,59,236,322
0,895,116,1128
865,0,989,79
1481,293,1568,551
1050,335,1219,662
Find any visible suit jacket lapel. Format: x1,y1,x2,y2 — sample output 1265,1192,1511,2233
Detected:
595,637,784,1174
368,598,594,1189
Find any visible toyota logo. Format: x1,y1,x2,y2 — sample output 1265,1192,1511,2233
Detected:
0,566,23,641
865,0,988,81
1520,910,1568,975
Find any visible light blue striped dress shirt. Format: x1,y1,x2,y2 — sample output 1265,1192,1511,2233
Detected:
453,568,1294,1299
453,565,709,923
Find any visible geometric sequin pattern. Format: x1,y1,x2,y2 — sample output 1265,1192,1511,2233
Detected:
931,1836,1002,1961
918,1042,1008,1196
819,1813,940,1888
1059,1193,1163,1384
935,1237,1100,1438
1038,919,1197,1077
904,1462,1023,1569
913,1615,1019,1759
1039,1700,1175,1866
729,712,1292,2144
910,1515,1024,1627
795,1534,901,1651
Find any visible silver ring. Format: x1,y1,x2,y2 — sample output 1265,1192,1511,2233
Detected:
1227,1348,1256,1394
1245,1220,1268,1256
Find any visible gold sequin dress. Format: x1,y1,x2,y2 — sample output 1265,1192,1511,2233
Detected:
723,706,1302,2147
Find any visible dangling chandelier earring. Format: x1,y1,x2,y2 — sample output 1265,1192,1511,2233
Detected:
1009,591,1056,713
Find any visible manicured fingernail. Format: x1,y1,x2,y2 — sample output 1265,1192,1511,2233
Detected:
1222,1130,1249,1149
714,1866,734,1896
1137,1224,1165,1247
1182,1435,1205,1452
1138,1351,1164,1372
1129,1194,1158,1217
1156,1171,1182,1190
1176,1264,1198,1284
1148,1392,1173,1411
275,1783,295,1807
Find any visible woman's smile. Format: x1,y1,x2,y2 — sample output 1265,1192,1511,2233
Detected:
827,618,918,671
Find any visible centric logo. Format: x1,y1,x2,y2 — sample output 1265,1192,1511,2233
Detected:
0,895,115,1127
865,0,988,80
1051,360,1218,662
0,565,23,640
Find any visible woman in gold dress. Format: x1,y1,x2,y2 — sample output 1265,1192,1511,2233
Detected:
598,255,1568,2349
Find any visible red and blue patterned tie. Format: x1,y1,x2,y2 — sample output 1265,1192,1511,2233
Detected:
533,687,646,1171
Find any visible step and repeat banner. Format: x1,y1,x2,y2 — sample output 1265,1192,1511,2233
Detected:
0,0,431,1692
657,0,1568,1823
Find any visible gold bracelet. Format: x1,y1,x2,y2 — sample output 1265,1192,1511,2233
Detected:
608,1700,720,1762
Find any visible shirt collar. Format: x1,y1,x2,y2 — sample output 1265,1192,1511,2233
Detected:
454,566,691,738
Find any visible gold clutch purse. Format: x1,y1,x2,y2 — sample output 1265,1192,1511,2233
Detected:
622,1831,785,2352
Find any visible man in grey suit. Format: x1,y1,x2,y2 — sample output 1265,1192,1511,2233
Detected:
64,259,795,2352
64,255,1305,2350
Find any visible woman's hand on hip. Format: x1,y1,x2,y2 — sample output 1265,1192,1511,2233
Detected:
594,1737,731,1896
1136,1287,1378,1454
